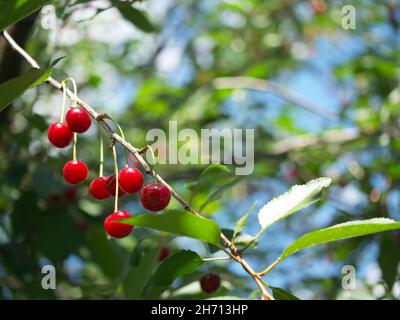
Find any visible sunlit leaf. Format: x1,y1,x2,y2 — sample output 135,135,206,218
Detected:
281,218,400,259
258,177,331,230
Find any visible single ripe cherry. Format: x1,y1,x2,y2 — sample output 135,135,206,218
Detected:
65,107,91,133
89,176,110,200
104,210,133,238
47,122,73,148
140,184,171,212
200,273,221,294
118,167,144,194
159,246,171,262
63,160,89,185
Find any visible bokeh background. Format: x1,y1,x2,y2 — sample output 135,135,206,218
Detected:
0,0,400,299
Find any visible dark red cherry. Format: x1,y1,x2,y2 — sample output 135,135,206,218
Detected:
47,122,73,148
89,176,110,200
65,107,91,133
140,183,171,212
106,174,126,197
159,246,171,262
118,167,144,194
63,160,88,185
200,273,221,294
104,210,133,238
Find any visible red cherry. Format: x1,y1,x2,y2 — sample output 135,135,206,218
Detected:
159,247,171,262
89,176,110,200
106,174,126,197
140,184,171,212
118,167,144,194
47,122,73,148
65,107,91,133
104,210,133,238
63,160,89,185
200,273,221,294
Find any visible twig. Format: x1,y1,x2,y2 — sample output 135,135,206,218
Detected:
2,30,273,300
258,257,283,277
268,127,361,155
213,76,338,121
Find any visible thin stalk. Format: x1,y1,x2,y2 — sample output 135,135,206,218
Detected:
115,122,129,167
62,77,78,108
60,81,67,122
258,257,283,277
72,133,77,161
99,125,104,177
112,145,119,212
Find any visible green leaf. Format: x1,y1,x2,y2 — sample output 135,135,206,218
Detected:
123,244,160,299
378,235,400,289
186,164,233,192
49,56,65,67
272,287,300,300
201,163,231,177
281,218,400,259
122,210,221,246
0,0,51,31
233,201,257,241
0,68,50,112
86,226,124,279
258,177,331,230
149,250,203,288
112,1,155,32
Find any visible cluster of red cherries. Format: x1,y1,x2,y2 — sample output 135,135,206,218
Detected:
47,100,219,295
47,105,171,239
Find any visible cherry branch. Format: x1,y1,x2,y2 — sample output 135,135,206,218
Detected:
213,76,338,121
2,30,273,300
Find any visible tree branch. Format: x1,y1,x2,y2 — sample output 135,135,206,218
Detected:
2,30,273,300
268,127,361,155
212,76,338,121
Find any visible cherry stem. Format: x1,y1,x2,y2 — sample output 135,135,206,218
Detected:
115,123,129,167
60,77,78,122
98,124,104,177
60,81,67,122
147,145,158,183
64,77,78,107
107,116,129,167
112,145,119,212
72,133,77,161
